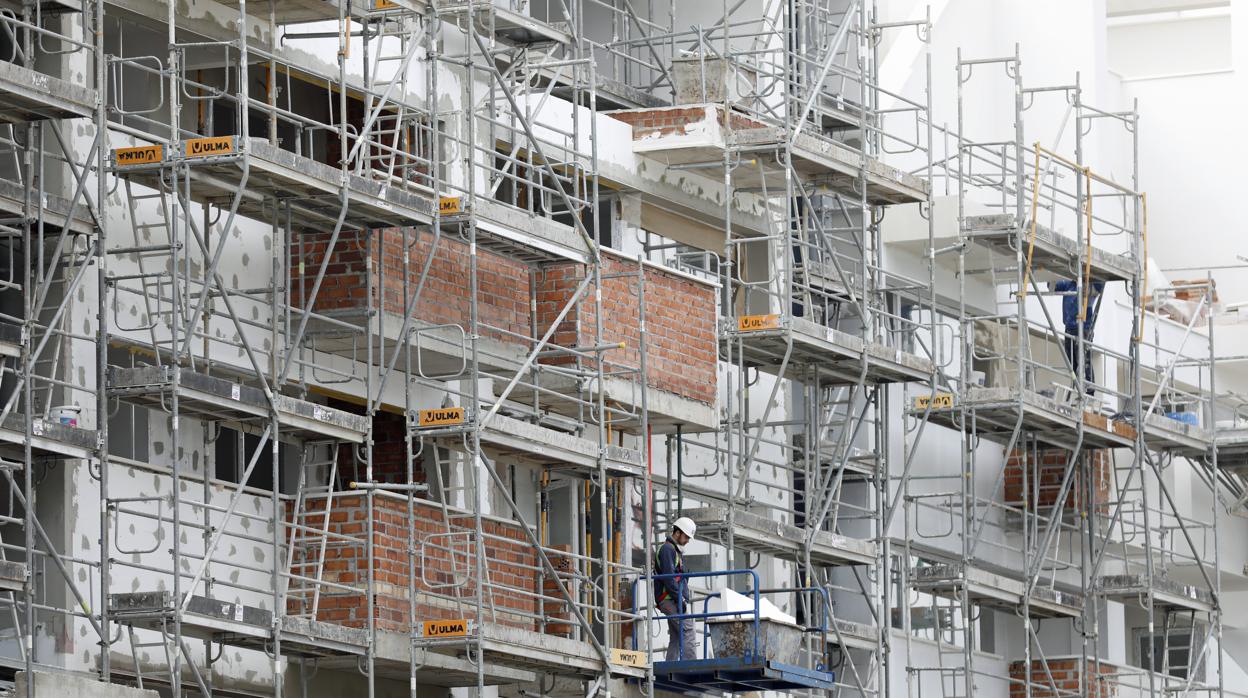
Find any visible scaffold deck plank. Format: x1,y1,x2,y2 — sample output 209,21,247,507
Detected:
685,506,877,567
113,137,433,232
911,562,1083,619
910,387,1136,450
964,214,1137,284
723,315,934,385
107,365,369,443
0,412,97,461
0,61,97,124
0,176,94,236
109,592,371,656
1095,574,1214,613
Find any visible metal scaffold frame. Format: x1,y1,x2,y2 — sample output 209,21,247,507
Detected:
899,42,1224,698
0,2,1234,698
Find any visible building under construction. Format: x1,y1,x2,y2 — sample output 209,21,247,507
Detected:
0,0,1241,696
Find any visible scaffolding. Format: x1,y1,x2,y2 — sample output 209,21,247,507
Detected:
898,45,1224,698
0,1,1233,698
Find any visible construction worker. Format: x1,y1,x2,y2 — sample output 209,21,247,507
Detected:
1053,279,1105,395
655,517,697,661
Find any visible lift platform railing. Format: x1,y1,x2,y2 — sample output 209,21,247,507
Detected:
629,569,837,672
631,569,763,661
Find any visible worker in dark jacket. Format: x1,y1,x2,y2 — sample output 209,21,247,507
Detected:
1053,279,1105,394
655,517,697,661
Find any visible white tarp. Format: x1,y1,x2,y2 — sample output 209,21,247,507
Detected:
708,587,799,626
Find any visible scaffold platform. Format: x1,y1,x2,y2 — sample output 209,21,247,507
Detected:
108,365,369,443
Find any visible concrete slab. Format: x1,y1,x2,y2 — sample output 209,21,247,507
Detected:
317,627,538,687
612,104,927,206
493,372,719,435
14,671,157,698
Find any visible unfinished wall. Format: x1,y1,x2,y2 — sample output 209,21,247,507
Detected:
1004,449,1112,511
293,228,531,346
293,494,540,632
1008,657,1117,698
538,252,718,405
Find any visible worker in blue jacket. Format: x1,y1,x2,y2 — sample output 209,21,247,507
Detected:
655,517,697,661
1053,279,1105,395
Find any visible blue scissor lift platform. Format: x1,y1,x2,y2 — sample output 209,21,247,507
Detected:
637,569,839,694
653,657,836,693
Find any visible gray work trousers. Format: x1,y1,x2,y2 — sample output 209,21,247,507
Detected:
658,598,696,661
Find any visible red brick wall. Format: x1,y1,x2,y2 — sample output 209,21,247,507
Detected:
608,106,766,139
1009,658,1116,698
537,253,717,405
292,228,530,345
1004,449,1111,511
287,494,540,633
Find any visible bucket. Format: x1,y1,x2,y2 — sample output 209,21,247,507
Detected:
50,405,80,427
707,618,802,664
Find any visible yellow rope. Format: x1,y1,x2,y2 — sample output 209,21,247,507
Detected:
1079,167,1094,323
1019,142,1044,300
1136,193,1148,342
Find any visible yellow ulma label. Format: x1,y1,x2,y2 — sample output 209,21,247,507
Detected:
375,0,400,8
439,196,463,215
423,618,469,637
611,647,648,668
913,392,953,410
114,145,163,166
418,407,466,427
738,314,780,332
184,136,235,158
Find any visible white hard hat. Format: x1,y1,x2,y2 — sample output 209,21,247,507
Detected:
672,517,696,539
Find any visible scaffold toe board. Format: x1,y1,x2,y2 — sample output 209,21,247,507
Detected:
653,658,835,694
109,592,273,642
685,506,877,566
107,365,369,443
110,591,372,656
1206,427,1248,470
